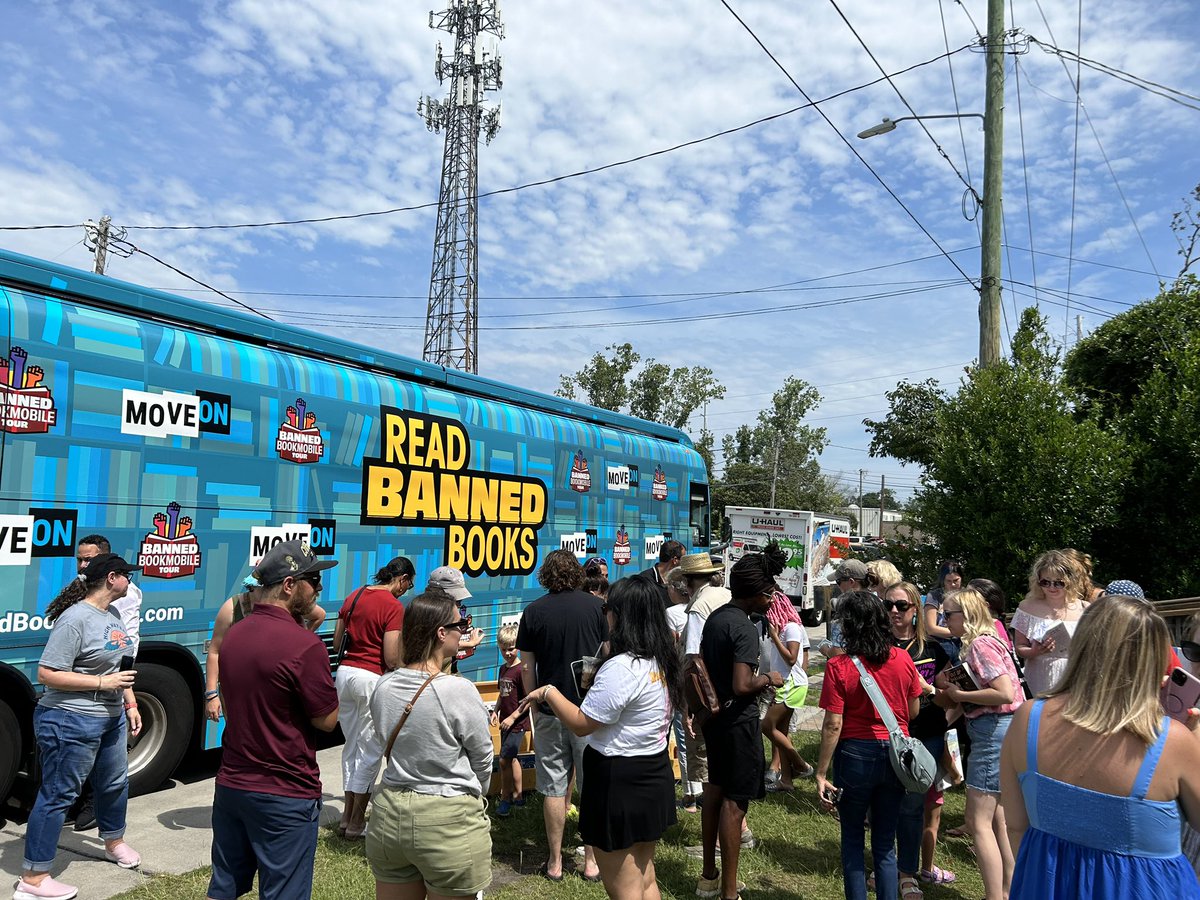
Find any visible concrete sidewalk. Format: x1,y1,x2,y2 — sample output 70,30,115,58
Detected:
0,746,348,899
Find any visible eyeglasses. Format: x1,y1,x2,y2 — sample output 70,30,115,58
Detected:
444,618,470,633
1180,641,1200,663
942,608,964,618
883,600,913,612
1038,579,1067,589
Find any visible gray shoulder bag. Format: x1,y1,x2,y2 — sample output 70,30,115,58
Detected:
850,656,937,793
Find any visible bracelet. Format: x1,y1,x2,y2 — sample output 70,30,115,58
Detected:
204,689,220,701
125,702,138,711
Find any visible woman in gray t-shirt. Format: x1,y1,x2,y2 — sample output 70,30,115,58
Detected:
17,554,144,900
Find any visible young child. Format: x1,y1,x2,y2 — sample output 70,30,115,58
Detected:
490,624,529,817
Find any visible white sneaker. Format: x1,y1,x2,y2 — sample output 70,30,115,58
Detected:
13,876,79,900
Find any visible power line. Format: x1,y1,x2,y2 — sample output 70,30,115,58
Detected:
719,0,977,287
830,0,980,201
0,223,83,232
287,282,963,332
1027,36,1200,112
1002,243,1164,279
1010,49,1042,308
36,46,968,235
128,245,274,321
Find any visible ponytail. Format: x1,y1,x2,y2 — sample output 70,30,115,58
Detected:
45,576,94,623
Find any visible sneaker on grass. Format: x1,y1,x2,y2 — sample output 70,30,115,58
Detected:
696,870,746,898
496,799,512,818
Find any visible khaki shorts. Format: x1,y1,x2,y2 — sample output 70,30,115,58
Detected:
366,788,491,896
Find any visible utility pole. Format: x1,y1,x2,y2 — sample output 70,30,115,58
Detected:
879,474,886,541
858,469,865,538
419,0,503,374
978,0,1006,366
86,216,113,275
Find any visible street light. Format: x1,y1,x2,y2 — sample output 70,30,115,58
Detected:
856,113,983,140
855,109,1001,368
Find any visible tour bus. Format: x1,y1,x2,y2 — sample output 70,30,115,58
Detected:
0,248,710,804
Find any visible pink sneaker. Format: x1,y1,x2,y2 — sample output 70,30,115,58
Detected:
103,841,141,869
13,875,79,900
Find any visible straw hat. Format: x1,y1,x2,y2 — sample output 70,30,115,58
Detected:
676,551,723,577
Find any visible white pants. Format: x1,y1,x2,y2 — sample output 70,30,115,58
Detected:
336,664,383,793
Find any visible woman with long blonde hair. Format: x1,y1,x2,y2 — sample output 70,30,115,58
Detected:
1000,595,1200,899
1011,550,1089,695
935,588,1023,900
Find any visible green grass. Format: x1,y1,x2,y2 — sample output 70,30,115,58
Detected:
111,731,985,900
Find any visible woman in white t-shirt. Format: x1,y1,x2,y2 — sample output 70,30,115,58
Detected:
522,576,683,900
762,589,813,790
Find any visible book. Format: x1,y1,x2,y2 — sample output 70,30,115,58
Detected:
1041,621,1072,652
943,661,979,692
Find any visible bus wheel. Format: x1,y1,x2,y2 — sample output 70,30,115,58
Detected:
0,702,20,802
127,663,193,796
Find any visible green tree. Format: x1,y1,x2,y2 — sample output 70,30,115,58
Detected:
867,309,1131,599
556,343,725,430
1066,276,1200,598
860,488,900,510
710,378,848,536
1063,275,1200,423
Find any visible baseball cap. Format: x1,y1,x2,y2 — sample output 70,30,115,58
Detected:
835,559,869,582
82,553,140,580
252,539,338,587
427,565,472,602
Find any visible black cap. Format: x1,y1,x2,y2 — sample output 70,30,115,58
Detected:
82,553,140,580
252,539,338,587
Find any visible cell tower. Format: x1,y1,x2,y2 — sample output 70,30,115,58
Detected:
418,0,503,374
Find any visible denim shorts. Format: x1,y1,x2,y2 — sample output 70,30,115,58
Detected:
499,729,525,761
965,712,1013,794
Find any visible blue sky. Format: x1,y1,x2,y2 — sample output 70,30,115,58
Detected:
3,0,1197,503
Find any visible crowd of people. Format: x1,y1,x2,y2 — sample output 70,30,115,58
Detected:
15,533,1200,900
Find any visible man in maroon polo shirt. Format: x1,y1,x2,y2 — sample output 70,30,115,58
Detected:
206,539,339,900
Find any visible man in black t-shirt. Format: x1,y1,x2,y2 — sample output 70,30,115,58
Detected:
696,555,782,900
516,549,608,881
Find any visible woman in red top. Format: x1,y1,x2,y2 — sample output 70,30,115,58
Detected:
332,556,414,838
816,590,922,900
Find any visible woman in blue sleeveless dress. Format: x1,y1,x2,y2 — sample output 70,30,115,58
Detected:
1000,594,1200,900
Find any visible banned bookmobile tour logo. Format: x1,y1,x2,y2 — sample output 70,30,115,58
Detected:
361,407,548,576
1,347,58,434
138,502,202,579
569,449,591,492
276,397,325,464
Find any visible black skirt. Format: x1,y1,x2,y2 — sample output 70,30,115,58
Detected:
579,744,677,852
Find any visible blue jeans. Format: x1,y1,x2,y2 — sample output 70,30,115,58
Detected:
671,709,694,796
25,705,128,870
897,734,946,874
835,739,905,900
208,784,321,900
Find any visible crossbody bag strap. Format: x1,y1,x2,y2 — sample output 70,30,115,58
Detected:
851,656,903,738
384,672,441,760
335,586,370,663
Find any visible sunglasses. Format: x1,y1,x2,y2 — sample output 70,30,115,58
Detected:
883,600,913,612
1181,641,1200,663
1038,578,1067,589
444,618,471,633
942,608,964,618
299,574,323,591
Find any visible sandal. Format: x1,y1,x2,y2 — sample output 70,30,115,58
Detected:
919,866,957,884
900,876,923,899
539,863,564,882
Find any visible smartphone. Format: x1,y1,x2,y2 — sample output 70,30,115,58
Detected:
119,655,135,671
822,785,843,804
1161,667,1200,722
